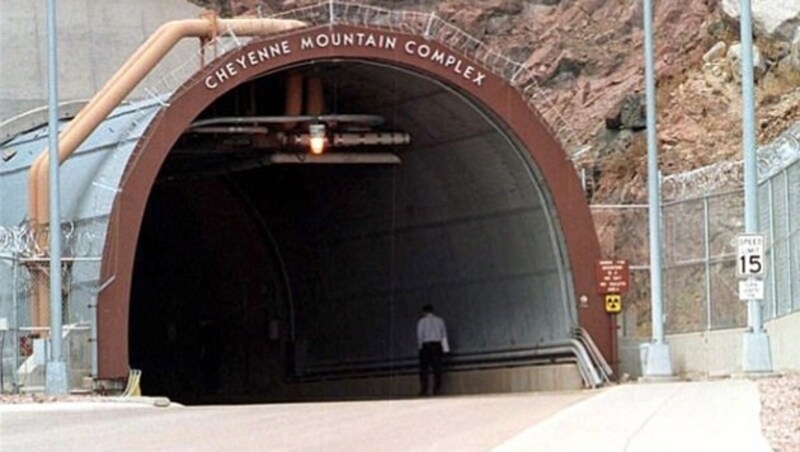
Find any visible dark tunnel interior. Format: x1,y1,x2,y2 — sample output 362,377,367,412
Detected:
129,61,576,404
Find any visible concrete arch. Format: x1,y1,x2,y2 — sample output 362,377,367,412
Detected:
97,25,609,379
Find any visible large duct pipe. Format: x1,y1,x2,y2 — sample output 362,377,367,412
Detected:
27,14,306,327
283,73,304,130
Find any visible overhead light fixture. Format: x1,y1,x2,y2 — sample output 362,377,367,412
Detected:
270,153,402,165
309,123,326,155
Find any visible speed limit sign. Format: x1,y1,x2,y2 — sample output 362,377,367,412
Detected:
736,234,765,278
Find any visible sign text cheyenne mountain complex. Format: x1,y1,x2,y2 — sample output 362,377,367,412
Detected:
203,30,488,90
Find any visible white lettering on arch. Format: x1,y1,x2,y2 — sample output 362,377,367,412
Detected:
203,33,489,91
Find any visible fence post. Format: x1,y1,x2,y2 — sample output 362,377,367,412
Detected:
790,169,797,313
12,256,19,393
785,170,793,315
424,11,436,39
703,196,712,330
768,178,777,319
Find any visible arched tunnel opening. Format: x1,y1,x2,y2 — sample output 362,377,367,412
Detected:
129,61,581,404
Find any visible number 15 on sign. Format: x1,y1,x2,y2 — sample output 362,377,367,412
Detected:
736,234,765,278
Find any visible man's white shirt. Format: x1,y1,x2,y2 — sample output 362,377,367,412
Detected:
417,313,450,353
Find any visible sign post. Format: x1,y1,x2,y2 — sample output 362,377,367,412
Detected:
738,0,772,374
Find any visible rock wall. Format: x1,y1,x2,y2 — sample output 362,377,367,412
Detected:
721,0,800,42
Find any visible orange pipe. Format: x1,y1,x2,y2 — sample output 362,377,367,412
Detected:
29,22,178,226
29,15,306,229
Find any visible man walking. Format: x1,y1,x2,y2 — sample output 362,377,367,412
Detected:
417,304,449,396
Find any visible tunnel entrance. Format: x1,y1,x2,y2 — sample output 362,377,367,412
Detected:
101,25,609,402
130,60,587,403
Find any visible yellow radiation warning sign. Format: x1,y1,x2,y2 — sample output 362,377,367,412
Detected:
604,294,622,314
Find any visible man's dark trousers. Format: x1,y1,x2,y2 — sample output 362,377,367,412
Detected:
419,342,443,395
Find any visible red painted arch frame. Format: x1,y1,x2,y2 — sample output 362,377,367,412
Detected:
97,25,610,378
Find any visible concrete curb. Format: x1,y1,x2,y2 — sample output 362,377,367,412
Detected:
637,375,681,383
731,371,782,380
107,396,175,408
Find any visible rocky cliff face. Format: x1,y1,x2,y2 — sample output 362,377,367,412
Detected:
191,0,800,202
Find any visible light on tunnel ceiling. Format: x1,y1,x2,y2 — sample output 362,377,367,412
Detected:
309,123,326,155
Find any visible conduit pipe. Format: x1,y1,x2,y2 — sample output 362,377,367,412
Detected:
26,14,306,328
29,14,306,231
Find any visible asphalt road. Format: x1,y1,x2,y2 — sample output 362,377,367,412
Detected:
0,392,590,452
1,380,771,451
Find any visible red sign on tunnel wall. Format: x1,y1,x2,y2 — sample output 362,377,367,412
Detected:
596,260,629,294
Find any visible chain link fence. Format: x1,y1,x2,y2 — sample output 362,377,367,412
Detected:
761,161,800,321
597,122,800,339
0,256,86,392
0,214,108,392
661,190,746,334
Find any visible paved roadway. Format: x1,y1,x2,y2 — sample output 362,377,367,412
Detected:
0,392,589,452
0,380,771,452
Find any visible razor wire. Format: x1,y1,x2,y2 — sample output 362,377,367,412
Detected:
0,222,103,258
661,122,800,200
605,122,800,336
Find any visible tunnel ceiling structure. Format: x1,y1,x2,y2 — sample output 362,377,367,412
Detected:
0,20,610,397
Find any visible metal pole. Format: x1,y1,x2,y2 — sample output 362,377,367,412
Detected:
12,256,19,393
0,331,5,394
90,295,98,382
88,275,116,386
581,167,587,193
784,170,793,312
703,197,712,331
768,179,777,319
643,0,673,377
45,0,69,394
740,0,772,373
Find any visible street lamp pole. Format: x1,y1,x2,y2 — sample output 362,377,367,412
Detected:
739,0,772,373
643,0,673,377
45,0,69,395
